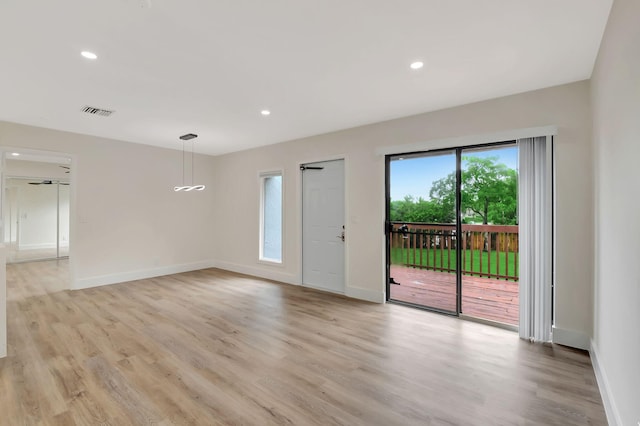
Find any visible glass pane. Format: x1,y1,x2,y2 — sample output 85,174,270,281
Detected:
460,145,519,326
388,151,457,312
262,175,282,262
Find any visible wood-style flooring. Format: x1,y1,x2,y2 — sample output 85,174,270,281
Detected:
5,246,69,263
0,260,607,425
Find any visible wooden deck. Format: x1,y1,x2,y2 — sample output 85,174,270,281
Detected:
389,265,519,326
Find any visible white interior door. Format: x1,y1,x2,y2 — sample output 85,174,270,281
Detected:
302,159,345,293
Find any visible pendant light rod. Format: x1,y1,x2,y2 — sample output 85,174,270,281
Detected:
182,140,185,187
174,133,206,192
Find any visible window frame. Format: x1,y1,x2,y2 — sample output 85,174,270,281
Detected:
258,170,284,265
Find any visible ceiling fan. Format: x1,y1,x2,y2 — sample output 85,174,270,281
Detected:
29,180,70,185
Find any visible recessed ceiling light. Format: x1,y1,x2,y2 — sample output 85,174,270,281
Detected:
81,51,98,60
11,153,20,156
410,61,424,70
261,110,271,116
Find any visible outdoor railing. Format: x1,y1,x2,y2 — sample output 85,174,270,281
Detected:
390,222,519,281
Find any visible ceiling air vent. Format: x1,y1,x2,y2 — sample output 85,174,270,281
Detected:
81,105,114,117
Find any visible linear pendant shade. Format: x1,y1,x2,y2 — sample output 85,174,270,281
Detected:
174,185,205,191
174,133,206,192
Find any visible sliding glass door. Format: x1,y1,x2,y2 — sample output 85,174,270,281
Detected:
387,151,458,314
386,143,520,327
459,146,519,326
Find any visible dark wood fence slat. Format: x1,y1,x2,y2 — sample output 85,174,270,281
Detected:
487,232,492,279
429,231,437,271
447,232,452,272
505,232,509,279
462,232,466,274
412,229,416,268
405,232,409,266
419,230,423,268
496,232,501,280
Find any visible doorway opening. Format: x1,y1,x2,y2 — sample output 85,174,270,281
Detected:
3,154,71,263
386,142,519,327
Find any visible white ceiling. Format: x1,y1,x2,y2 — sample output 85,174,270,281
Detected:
0,0,612,156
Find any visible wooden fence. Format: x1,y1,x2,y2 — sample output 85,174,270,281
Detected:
390,222,519,281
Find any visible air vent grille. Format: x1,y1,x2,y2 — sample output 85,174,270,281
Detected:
81,105,114,117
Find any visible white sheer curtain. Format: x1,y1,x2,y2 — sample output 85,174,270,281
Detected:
518,136,553,342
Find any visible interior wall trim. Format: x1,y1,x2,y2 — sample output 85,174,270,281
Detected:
375,125,558,157
73,260,216,290
590,339,622,426
210,259,298,286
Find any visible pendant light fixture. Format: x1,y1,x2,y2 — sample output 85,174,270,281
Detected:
174,133,206,191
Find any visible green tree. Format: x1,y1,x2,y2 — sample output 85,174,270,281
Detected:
428,173,456,224
391,156,517,225
389,195,417,221
429,156,517,225
461,156,517,225
389,195,453,223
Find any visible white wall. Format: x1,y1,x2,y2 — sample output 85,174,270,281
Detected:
3,161,71,249
0,122,216,289
11,179,59,249
591,0,640,424
0,245,5,358
211,81,594,343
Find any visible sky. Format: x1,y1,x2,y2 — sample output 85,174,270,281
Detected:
390,145,518,201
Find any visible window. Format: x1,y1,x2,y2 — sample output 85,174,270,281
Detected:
260,172,283,263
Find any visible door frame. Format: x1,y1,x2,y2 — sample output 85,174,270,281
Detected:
0,147,76,288
385,140,517,318
298,154,348,291
4,176,69,262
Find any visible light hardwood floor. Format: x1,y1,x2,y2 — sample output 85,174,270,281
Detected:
0,260,607,425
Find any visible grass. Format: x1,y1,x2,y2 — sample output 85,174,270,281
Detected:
391,247,519,280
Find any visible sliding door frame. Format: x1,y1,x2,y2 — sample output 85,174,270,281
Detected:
385,139,517,318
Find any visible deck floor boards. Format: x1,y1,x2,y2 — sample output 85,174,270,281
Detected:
389,265,519,325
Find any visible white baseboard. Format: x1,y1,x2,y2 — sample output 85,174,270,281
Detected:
72,260,216,290
300,282,343,295
297,283,383,304
74,257,385,303
210,260,298,285
552,326,590,350
17,242,69,250
590,340,622,426
345,286,385,303
211,260,384,303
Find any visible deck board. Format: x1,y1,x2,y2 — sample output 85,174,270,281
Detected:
389,265,519,326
